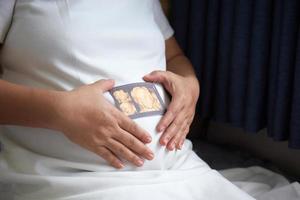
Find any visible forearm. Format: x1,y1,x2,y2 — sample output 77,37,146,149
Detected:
165,37,200,97
166,53,196,79
0,79,62,130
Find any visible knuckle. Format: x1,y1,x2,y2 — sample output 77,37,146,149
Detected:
163,133,171,140
129,122,138,132
99,149,110,159
130,155,138,162
104,152,112,160
97,127,110,138
112,112,122,124
141,147,149,155
118,147,126,155
169,125,177,134
173,132,181,140
108,118,120,129
171,136,178,145
108,155,118,163
167,110,176,119
181,120,188,129
117,115,127,126
167,131,175,139
173,108,180,115
107,138,116,147
129,137,135,147
173,120,180,127
111,159,120,167
116,129,126,140
110,122,120,131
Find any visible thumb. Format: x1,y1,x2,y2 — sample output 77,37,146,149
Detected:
92,79,115,92
143,70,167,83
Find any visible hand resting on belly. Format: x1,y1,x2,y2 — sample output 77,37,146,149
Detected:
50,79,159,169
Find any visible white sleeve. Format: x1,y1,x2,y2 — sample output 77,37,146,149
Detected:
153,0,174,40
0,0,16,44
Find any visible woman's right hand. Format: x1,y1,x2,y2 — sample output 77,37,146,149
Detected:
55,79,154,169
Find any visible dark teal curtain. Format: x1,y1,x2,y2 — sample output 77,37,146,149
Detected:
170,0,300,148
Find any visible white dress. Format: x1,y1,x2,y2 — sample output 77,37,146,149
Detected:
0,0,255,199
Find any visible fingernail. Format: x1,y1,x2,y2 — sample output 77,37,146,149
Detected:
163,138,169,145
175,142,180,150
147,152,154,160
118,162,125,168
170,142,175,150
146,136,152,143
136,159,144,166
159,126,166,132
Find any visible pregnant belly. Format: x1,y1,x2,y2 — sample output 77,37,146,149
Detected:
0,83,192,174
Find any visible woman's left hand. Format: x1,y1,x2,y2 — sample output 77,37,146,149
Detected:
143,70,200,151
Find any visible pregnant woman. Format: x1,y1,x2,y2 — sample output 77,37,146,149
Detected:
0,0,254,199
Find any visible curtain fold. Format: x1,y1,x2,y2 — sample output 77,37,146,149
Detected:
170,0,300,148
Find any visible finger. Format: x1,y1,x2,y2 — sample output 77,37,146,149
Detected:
96,146,124,169
143,70,184,132
143,70,169,85
143,71,177,93
107,138,145,167
91,79,115,93
113,128,154,160
174,116,192,149
167,120,187,150
167,134,181,151
159,111,186,146
116,112,152,143
156,97,184,132
178,126,190,149
167,108,195,150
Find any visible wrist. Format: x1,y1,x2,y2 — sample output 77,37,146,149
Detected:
47,90,71,132
185,75,200,101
